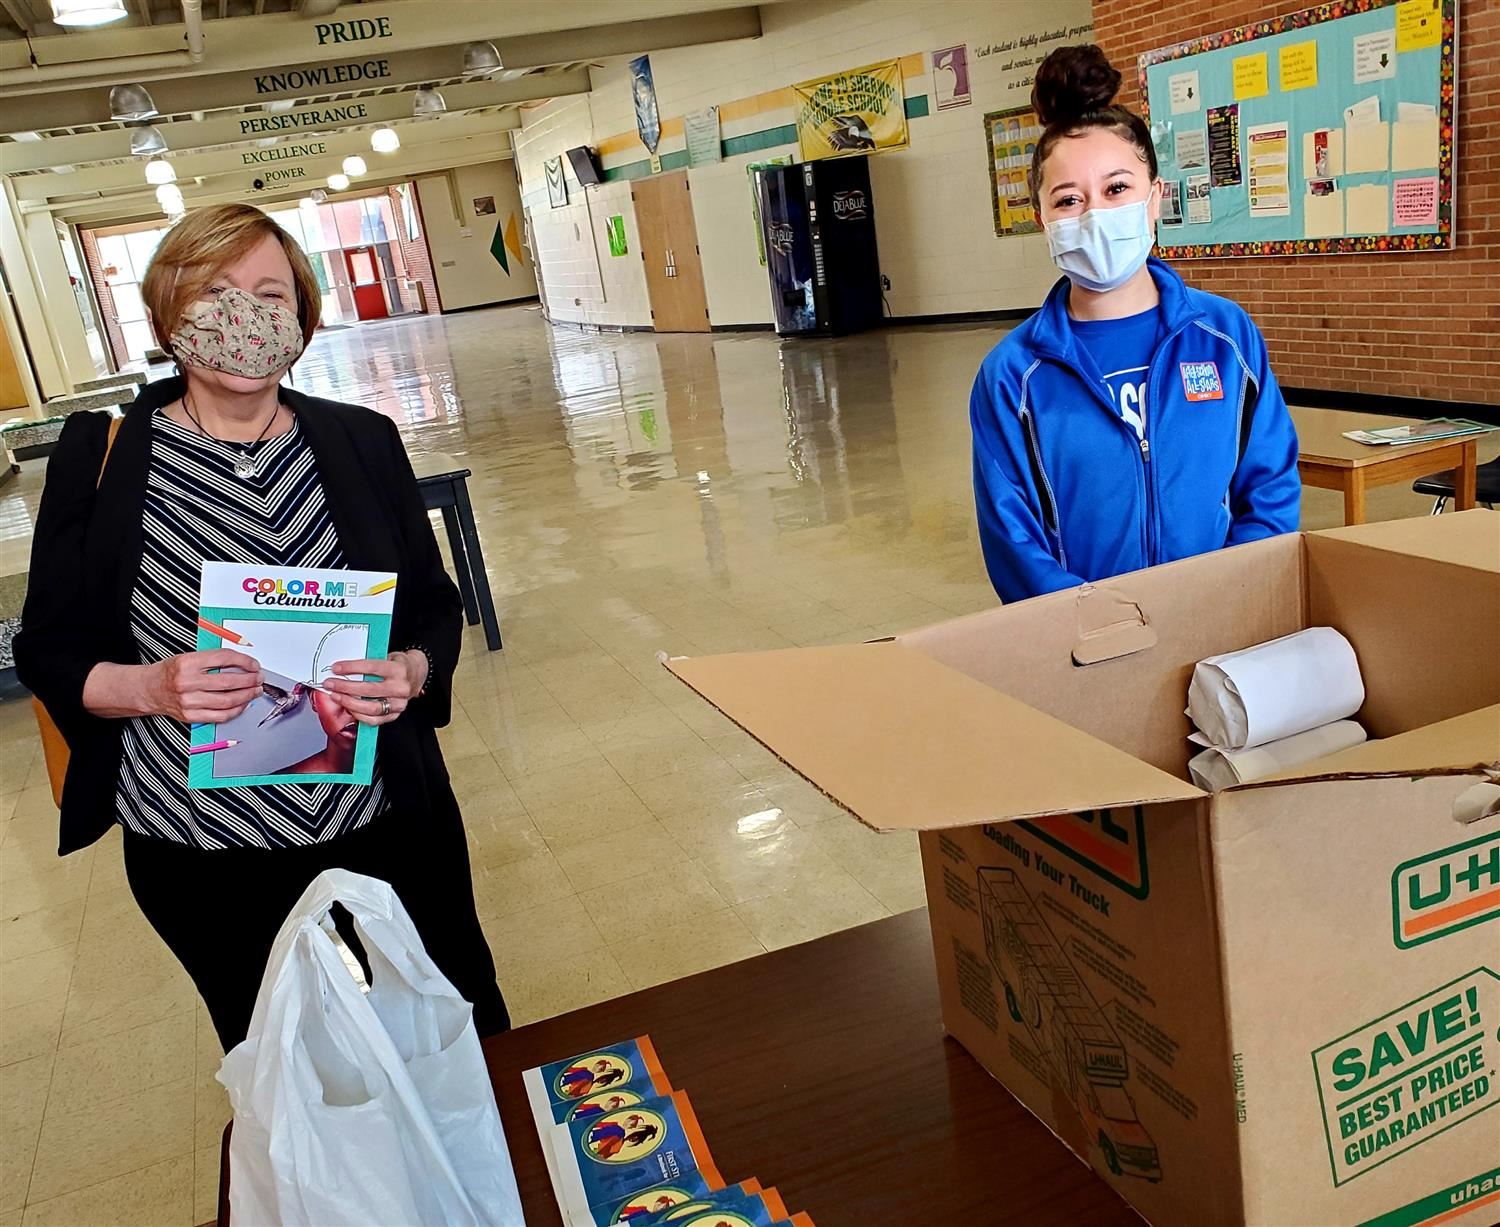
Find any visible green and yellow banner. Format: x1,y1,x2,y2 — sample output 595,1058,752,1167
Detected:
792,59,908,161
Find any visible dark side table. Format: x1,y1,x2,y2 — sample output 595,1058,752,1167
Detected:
412,451,502,652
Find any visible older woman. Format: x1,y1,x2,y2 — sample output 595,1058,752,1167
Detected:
16,203,508,1049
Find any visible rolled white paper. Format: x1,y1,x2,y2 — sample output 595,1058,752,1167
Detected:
1188,627,1365,751
1188,720,1368,791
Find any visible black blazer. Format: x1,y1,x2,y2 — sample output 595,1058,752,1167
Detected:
15,376,464,856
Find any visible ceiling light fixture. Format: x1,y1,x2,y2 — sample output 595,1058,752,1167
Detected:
327,173,350,191
370,127,400,154
51,0,128,27
461,40,503,77
412,87,447,118
109,83,158,121
155,184,185,211
310,189,327,203
341,154,367,177
144,157,176,185
129,125,167,156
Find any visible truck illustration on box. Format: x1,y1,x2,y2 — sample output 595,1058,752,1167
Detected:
978,867,1162,1182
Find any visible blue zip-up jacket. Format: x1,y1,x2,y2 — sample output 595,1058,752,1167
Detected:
971,257,1300,603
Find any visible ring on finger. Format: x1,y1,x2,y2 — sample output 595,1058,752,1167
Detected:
379,697,391,717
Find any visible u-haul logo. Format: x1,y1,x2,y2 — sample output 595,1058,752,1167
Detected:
1018,807,1149,900
1392,832,1500,950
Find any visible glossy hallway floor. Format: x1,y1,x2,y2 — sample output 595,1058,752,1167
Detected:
1,303,1492,1225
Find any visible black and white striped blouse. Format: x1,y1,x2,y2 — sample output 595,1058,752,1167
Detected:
115,407,386,849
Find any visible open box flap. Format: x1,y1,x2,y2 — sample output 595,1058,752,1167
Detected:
1311,508,1500,572
1243,705,1500,789
666,642,1203,833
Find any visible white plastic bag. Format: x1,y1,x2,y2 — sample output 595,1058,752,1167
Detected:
218,869,524,1227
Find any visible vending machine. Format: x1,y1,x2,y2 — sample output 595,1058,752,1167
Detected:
755,156,882,336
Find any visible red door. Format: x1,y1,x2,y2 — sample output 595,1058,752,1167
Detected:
343,247,389,321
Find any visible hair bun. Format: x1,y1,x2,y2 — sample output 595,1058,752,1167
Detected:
1032,44,1121,127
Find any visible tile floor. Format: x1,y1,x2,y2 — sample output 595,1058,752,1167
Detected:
1,304,1494,1224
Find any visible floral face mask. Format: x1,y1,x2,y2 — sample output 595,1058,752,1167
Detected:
169,287,304,379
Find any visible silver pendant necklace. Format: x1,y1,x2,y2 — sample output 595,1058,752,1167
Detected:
182,390,280,479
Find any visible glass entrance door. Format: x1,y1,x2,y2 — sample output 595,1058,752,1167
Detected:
92,228,168,365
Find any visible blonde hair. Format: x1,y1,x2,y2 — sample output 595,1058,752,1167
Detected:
142,203,321,358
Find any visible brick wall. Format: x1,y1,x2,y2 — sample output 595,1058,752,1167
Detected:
78,228,130,370
386,183,440,314
1094,0,1498,405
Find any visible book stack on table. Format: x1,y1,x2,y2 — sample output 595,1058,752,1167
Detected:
524,1036,816,1227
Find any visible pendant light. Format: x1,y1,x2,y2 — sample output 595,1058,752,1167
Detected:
129,125,167,156
144,157,176,185
155,183,185,212
462,41,503,77
310,189,328,203
341,154,367,177
412,87,447,118
327,173,350,191
109,83,158,121
51,0,127,26
370,127,400,154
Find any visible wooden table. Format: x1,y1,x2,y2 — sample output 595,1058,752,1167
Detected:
1292,406,1479,525
485,910,1138,1226
412,450,502,651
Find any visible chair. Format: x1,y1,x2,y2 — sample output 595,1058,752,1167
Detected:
1413,457,1500,514
413,454,502,652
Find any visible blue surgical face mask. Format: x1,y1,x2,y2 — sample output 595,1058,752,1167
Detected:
1044,199,1155,293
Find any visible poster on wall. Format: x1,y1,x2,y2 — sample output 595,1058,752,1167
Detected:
395,183,421,241
606,214,628,257
983,106,1043,237
544,157,568,208
685,106,722,166
932,45,972,109
629,55,662,154
473,195,496,216
792,59,908,161
490,213,523,274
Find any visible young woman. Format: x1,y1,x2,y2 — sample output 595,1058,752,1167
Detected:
971,45,1300,602
16,203,508,1049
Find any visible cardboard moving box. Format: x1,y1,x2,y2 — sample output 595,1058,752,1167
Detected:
666,512,1500,1227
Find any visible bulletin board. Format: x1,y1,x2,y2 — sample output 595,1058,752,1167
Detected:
1139,0,1457,257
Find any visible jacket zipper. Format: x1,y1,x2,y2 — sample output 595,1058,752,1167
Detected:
1137,321,1195,565
1138,436,1153,563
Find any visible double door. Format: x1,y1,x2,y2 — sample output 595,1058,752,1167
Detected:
631,172,710,333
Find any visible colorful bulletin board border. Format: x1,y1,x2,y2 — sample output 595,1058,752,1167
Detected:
1138,0,1457,258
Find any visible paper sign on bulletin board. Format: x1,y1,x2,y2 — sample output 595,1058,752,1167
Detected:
1139,0,1457,257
